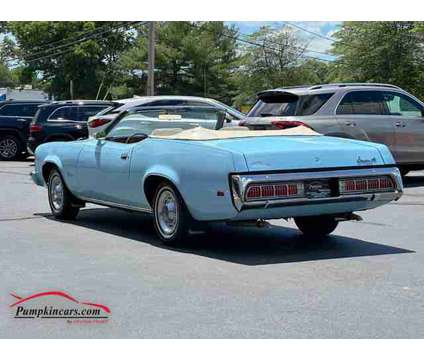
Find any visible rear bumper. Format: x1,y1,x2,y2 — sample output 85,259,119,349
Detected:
27,136,40,153
230,166,403,212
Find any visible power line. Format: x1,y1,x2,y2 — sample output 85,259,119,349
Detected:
4,21,147,66
188,23,333,62
24,22,128,55
237,31,334,59
24,21,144,63
3,22,128,65
217,27,334,62
283,22,335,42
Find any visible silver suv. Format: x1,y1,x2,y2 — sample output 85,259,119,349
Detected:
241,83,424,175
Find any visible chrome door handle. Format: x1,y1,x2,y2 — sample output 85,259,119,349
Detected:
395,121,405,128
121,153,129,160
17,118,27,122
345,121,356,126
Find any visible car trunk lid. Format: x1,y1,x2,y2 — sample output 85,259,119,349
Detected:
205,135,385,172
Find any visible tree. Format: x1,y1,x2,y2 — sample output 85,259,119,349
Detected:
0,25,16,88
0,62,16,87
116,22,240,104
5,21,136,99
231,26,331,107
331,22,424,99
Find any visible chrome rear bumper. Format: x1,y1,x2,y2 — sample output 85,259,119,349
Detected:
230,167,403,211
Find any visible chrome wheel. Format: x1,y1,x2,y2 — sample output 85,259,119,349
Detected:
49,174,64,211
0,138,18,159
156,188,179,238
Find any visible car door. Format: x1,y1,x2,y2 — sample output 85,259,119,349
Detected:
0,103,41,134
46,106,84,139
336,90,396,152
77,138,135,204
77,115,152,206
382,91,424,164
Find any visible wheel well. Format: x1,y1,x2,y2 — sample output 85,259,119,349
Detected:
42,162,59,183
0,129,24,144
144,175,174,207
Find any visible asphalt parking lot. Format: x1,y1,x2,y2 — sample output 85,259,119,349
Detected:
1,160,424,338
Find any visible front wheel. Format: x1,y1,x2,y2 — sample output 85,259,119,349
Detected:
294,215,339,238
48,169,79,220
153,182,192,245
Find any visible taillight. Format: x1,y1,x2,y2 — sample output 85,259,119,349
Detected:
30,124,43,133
88,118,111,128
245,182,304,201
271,120,311,130
339,176,395,194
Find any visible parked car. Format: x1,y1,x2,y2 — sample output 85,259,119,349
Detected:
241,83,424,176
31,110,403,245
27,100,116,153
0,100,48,160
90,105,230,136
87,95,245,137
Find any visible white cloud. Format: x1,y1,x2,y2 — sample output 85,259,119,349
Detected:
227,21,341,60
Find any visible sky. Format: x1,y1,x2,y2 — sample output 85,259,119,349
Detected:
226,21,341,61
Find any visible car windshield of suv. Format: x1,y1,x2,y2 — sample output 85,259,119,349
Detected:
248,93,333,117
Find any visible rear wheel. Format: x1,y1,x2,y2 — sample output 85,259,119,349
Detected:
153,182,192,245
294,215,339,238
0,134,23,161
48,169,79,220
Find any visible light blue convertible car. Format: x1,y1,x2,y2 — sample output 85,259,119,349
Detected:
31,110,403,245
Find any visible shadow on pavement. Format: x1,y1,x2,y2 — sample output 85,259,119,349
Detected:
403,174,424,189
36,207,414,266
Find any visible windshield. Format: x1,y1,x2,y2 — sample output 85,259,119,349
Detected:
210,99,245,119
248,92,334,117
103,106,225,140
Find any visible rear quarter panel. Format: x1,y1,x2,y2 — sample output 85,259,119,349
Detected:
130,139,244,220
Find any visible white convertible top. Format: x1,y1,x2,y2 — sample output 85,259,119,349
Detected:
149,125,320,140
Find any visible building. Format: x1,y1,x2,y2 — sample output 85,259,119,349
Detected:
0,87,48,101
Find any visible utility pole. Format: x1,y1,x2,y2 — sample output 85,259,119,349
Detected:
147,21,156,96
70,80,74,100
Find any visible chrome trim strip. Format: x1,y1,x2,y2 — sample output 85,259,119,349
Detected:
231,167,403,211
79,196,152,214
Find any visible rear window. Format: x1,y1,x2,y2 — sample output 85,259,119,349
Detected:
248,93,334,117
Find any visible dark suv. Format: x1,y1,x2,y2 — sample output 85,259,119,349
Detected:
0,100,48,160
28,100,115,153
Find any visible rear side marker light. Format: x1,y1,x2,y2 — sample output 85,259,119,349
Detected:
245,182,304,201
340,176,395,194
